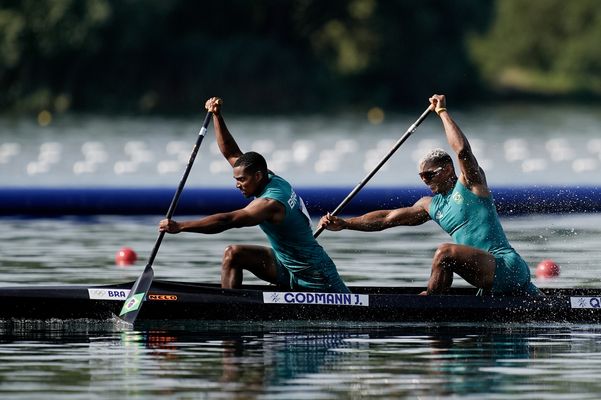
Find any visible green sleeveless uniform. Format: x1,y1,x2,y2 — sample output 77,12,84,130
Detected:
429,180,540,295
257,174,349,293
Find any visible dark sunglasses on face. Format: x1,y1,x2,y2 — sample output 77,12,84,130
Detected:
419,166,444,181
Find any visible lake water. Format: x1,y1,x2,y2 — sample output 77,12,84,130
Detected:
1,103,601,188
2,321,601,399
1,104,601,398
1,213,601,399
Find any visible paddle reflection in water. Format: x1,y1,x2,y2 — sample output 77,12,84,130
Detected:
2,321,601,398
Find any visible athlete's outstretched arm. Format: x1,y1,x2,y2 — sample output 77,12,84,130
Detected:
160,198,284,234
319,197,432,232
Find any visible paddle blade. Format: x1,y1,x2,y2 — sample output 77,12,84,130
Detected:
118,264,154,324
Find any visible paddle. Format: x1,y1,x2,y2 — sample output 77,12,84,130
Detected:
313,106,433,238
118,111,213,324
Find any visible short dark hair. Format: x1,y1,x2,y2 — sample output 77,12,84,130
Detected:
234,151,268,175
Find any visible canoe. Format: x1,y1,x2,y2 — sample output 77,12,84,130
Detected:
1,280,600,324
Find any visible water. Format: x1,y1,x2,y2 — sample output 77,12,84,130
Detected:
2,103,601,188
1,214,601,398
1,104,601,398
1,321,601,399
0,214,598,288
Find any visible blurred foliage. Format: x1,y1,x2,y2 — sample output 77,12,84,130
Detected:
469,0,601,96
2,0,600,115
0,0,110,111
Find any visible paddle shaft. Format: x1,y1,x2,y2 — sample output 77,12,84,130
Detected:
147,112,212,266
119,111,212,323
313,106,432,238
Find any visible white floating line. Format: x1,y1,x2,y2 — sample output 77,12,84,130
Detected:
209,160,230,174
26,161,50,175
40,142,62,152
0,143,21,156
521,158,547,173
166,141,188,154
73,161,98,174
572,158,598,173
291,140,314,163
588,138,601,154
157,160,183,174
335,139,358,153
270,149,292,162
81,142,105,152
114,161,139,174
251,139,275,154
84,150,108,163
314,159,339,174
38,151,61,164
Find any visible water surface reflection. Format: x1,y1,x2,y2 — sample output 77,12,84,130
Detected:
2,321,600,399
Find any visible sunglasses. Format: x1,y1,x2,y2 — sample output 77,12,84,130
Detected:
419,166,444,181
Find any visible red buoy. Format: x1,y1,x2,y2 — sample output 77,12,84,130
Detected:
115,246,137,266
535,259,560,279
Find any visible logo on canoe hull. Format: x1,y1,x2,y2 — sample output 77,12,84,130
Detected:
264,292,369,306
148,294,178,301
88,288,131,300
570,296,601,309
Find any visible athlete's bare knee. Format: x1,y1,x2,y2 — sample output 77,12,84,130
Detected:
433,243,456,268
222,245,243,268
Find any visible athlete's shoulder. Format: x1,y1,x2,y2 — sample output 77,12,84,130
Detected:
268,173,290,187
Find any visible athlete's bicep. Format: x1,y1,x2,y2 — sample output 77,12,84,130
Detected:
231,199,285,227
410,197,433,225
384,197,432,227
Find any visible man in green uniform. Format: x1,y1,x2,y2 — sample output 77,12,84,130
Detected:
159,97,349,293
319,94,540,296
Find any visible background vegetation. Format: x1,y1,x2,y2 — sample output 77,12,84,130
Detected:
1,0,600,115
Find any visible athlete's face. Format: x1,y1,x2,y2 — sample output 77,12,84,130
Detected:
419,161,450,193
233,165,263,198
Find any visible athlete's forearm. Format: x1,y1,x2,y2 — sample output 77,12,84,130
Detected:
439,111,471,159
343,210,398,231
213,114,243,164
180,213,235,234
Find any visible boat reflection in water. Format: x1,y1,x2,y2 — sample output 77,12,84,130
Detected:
2,320,600,398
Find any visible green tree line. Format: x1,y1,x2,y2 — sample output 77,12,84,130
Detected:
1,0,600,115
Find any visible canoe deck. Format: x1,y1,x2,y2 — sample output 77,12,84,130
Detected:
1,280,600,324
